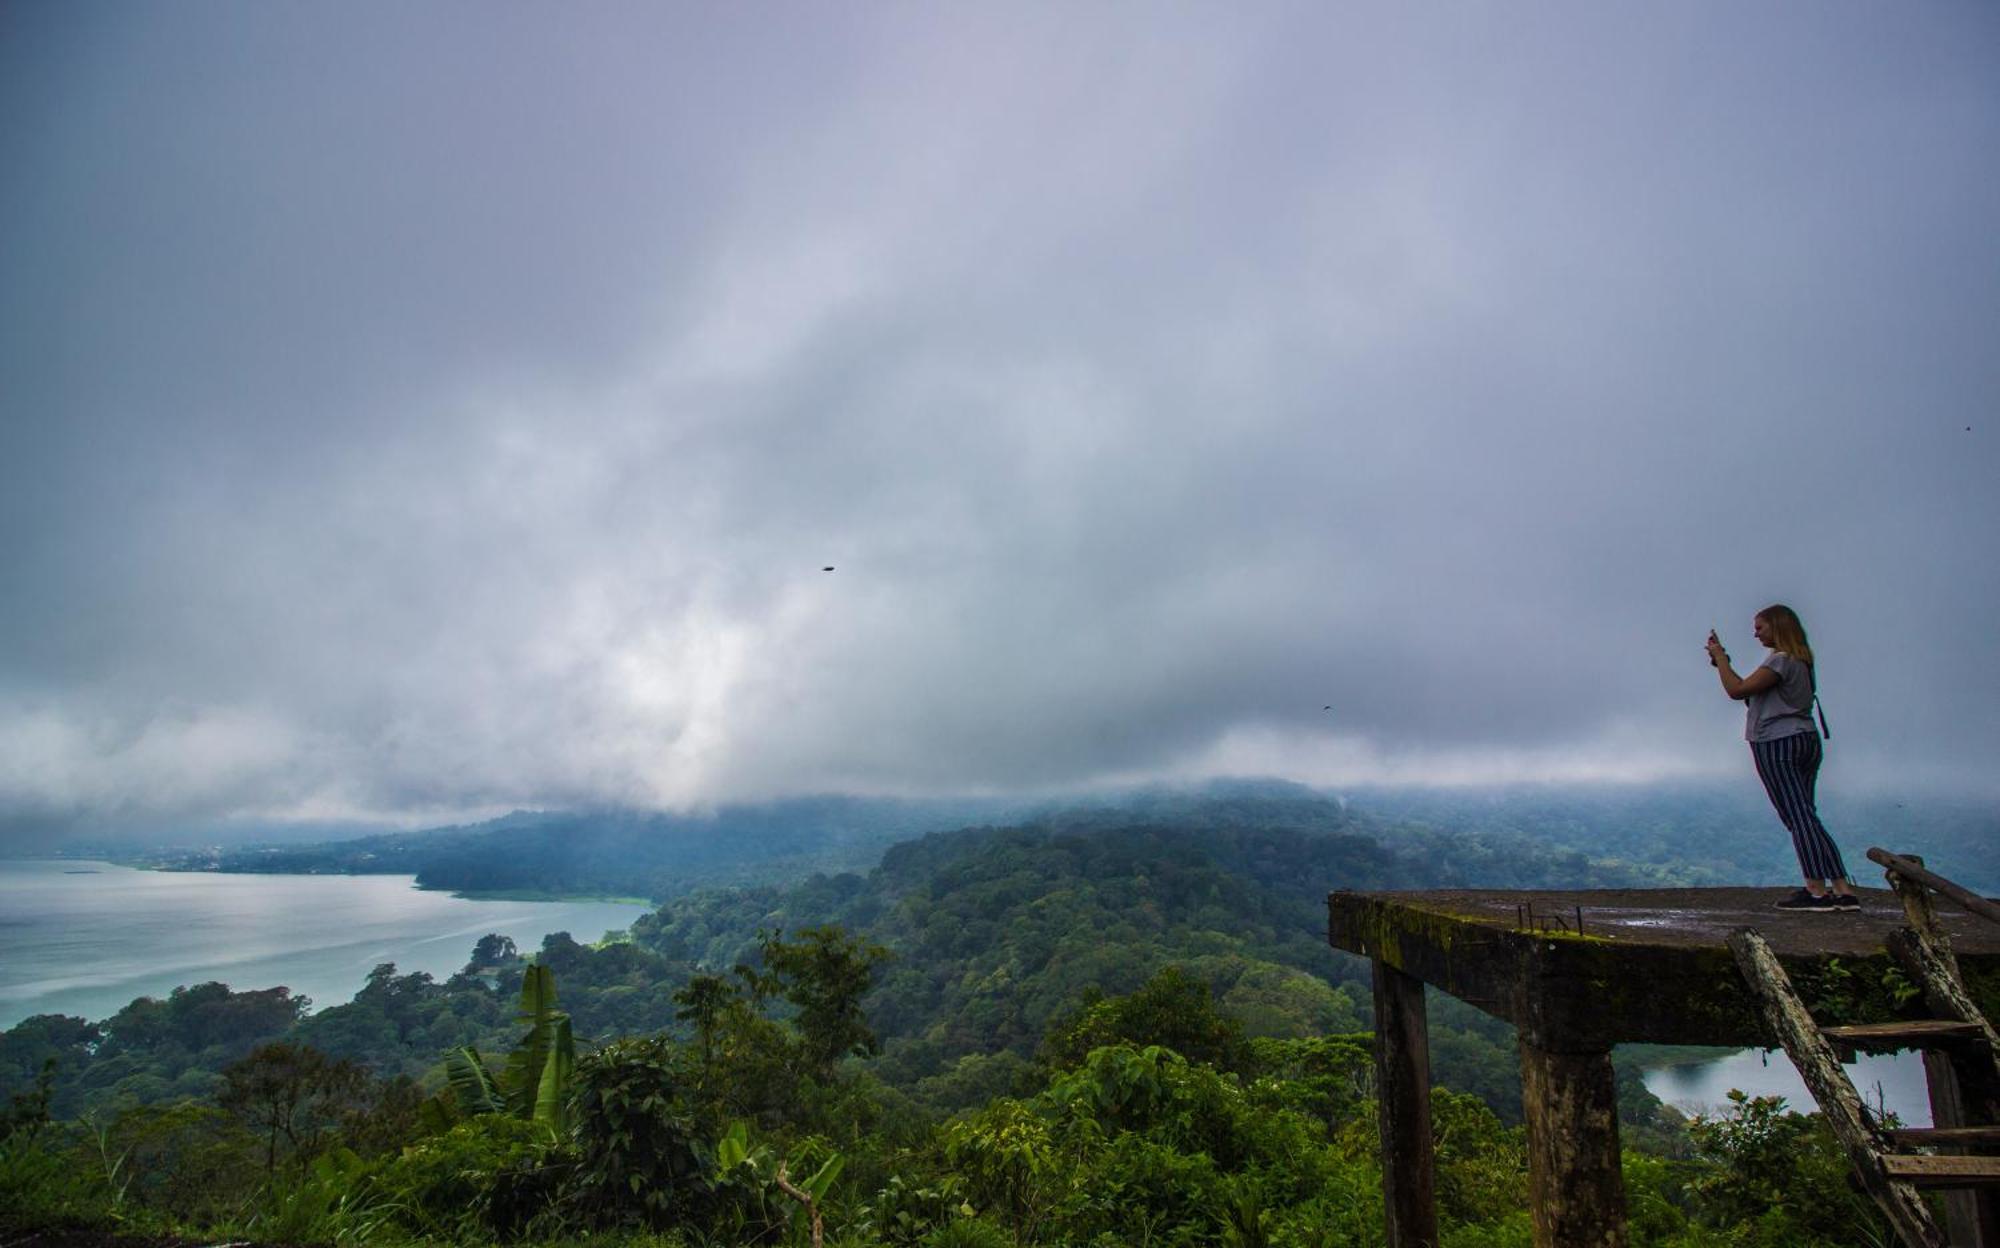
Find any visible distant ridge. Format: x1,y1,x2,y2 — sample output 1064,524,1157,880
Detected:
137,779,1999,903
161,795,1037,902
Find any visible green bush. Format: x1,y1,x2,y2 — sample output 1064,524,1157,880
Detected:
0,1127,116,1231
920,1216,1014,1248
104,1099,261,1221
1685,1091,1891,1246
1431,1088,1525,1226
246,1147,403,1247
1042,967,1253,1074
862,1170,974,1246
569,1036,710,1230
373,1114,558,1240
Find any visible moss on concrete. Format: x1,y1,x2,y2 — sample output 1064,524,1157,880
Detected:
1332,888,2000,1047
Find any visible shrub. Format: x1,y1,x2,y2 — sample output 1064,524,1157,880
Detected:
104,1100,261,1221
0,1126,115,1232
374,1114,557,1240
569,1036,709,1229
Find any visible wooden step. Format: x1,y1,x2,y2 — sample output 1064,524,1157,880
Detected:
1820,1020,1987,1051
1730,928,1952,1247
1881,1154,2000,1188
1888,1126,2000,1148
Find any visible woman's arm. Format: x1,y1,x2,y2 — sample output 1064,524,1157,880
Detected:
1705,635,1779,700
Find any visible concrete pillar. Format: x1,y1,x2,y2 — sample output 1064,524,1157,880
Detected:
1372,959,1437,1248
1519,1038,1627,1248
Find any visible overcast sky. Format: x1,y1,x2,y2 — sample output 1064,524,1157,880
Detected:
3,3,1996,842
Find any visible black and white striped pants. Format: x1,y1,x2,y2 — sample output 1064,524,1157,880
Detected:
1750,730,1848,882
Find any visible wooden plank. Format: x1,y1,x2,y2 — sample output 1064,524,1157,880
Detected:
1889,1124,2000,1147
1822,1021,1986,1048
1519,1041,1627,1248
1870,849,2000,928
1882,1155,2000,1188
1728,928,1947,1248
1371,959,1438,1248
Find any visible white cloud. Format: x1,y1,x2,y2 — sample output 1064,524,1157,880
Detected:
3,4,1997,835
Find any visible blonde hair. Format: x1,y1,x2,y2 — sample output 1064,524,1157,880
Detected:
1756,604,1814,665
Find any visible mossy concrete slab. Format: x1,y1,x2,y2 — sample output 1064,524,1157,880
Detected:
1328,887,2000,1051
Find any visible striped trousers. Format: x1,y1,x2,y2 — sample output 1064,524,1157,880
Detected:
1750,730,1848,882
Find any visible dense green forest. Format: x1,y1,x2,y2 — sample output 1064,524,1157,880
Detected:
10,786,1979,1246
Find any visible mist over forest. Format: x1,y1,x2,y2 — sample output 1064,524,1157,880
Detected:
80,778,1996,901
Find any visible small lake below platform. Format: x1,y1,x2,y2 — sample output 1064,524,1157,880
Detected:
1643,1047,1933,1126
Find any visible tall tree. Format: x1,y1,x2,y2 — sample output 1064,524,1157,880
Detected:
754,926,891,1075
673,973,737,1071
216,1042,364,1174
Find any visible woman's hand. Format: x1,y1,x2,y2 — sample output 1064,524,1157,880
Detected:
1710,632,1780,700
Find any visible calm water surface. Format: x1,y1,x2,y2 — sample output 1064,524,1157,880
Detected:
0,859,653,1028
1643,1047,1933,1125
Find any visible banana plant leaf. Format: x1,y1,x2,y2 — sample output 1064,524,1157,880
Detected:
504,965,564,1116
443,1046,504,1117
532,1015,574,1136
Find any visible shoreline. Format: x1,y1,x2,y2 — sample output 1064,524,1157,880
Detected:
428,885,655,907
11,858,654,908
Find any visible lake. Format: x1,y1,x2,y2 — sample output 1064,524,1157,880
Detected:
0,859,654,1029
1642,1046,1934,1126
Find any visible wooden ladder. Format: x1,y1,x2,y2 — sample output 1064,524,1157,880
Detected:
1728,850,2000,1248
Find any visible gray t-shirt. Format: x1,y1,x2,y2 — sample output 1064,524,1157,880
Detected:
1745,652,1817,742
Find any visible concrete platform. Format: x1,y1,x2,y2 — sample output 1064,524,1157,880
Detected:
1330,883,2000,1247
1328,885,2000,1051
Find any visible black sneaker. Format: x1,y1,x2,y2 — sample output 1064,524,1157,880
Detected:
1827,892,1862,912
1775,889,1836,911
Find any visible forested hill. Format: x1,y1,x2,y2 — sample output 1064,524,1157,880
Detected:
26,784,1990,1127
152,794,1035,900
8,790,1667,1124
8,789,1903,1247
627,792,1674,1114
135,779,1998,908
6,790,1919,1247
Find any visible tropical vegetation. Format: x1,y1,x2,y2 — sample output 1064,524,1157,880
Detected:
9,786,1974,1246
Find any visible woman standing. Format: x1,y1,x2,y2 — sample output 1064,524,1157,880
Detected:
1705,604,1859,911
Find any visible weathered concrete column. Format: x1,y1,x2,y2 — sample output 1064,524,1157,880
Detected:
1372,959,1437,1248
1518,1039,1627,1248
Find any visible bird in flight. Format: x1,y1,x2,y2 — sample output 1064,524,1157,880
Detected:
822,566,835,572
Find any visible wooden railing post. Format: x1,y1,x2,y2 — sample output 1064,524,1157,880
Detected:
1869,848,2000,928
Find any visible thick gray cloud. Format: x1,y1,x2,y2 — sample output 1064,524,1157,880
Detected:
4,3,1996,836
